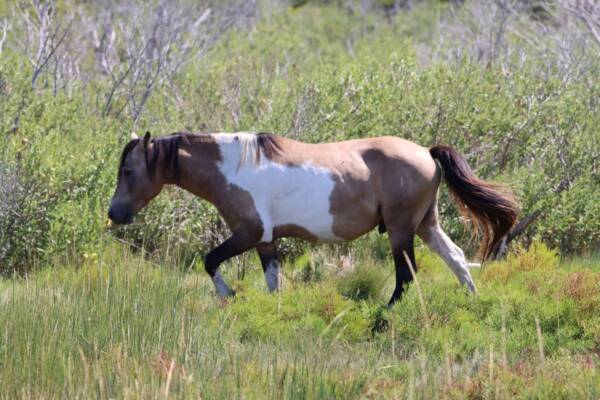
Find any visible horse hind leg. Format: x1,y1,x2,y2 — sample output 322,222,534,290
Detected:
417,213,477,293
387,229,417,306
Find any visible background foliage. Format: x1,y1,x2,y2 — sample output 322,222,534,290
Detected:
1,1,599,398
0,0,598,274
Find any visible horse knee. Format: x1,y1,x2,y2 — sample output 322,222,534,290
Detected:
395,266,413,282
453,245,465,260
204,253,219,276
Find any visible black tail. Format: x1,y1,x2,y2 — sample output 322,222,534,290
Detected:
430,145,518,260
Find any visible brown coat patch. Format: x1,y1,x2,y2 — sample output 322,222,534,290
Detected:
174,133,264,237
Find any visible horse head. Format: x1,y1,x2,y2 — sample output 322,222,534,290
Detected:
108,131,165,224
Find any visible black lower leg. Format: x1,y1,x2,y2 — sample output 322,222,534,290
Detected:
204,229,261,297
388,236,416,306
256,243,279,272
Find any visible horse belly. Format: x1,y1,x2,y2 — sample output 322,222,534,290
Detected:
269,191,340,242
328,179,380,240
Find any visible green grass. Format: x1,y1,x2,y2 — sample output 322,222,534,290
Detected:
1,241,598,399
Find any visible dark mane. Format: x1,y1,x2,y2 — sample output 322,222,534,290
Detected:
256,132,282,160
118,131,282,181
118,132,191,182
117,138,141,176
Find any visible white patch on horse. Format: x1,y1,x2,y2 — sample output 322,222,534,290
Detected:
264,262,281,292
213,132,340,243
212,271,234,297
421,224,477,293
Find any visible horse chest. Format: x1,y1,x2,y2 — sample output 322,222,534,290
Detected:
220,160,340,243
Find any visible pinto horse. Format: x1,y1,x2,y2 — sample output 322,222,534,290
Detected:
108,131,517,305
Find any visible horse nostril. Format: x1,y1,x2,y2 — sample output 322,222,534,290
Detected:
108,205,133,225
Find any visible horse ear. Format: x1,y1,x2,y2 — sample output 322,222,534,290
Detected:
143,131,151,149
131,132,139,140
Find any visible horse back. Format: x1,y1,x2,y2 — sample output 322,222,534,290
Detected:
243,135,440,242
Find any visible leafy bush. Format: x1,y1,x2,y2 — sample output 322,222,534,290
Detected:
481,241,559,284
0,1,598,275
0,162,54,275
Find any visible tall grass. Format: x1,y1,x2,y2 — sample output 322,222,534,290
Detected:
1,242,598,398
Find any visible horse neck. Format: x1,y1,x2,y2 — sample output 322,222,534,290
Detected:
174,137,226,204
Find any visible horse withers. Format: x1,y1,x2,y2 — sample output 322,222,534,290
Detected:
108,131,517,305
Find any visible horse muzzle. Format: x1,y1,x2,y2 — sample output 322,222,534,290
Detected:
108,205,134,225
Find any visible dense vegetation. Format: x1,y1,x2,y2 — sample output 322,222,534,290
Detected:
0,0,598,273
0,0,599,398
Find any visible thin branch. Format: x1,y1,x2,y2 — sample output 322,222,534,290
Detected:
0,22,7,54
31,17,73,88
492,210,542,260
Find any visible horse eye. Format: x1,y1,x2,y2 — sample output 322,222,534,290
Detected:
123,170,133,177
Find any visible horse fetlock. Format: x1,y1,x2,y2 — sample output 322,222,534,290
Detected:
466,280,477,294
459,272,477,293
212,271,235,298
264,263,281,292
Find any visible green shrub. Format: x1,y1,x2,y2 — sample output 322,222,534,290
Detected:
337,264,387,302
0,1,598,275
0,162,54,275
481,241,559,284
229,283,371,343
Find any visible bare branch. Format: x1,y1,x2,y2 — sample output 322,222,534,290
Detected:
3,0,262,123
0,21,8,54
96,0,233,123
31,17,74,88
492,211,541,260
565,0,600,47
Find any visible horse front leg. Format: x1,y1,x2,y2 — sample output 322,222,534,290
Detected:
256,242,282,292
204,227,262,298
